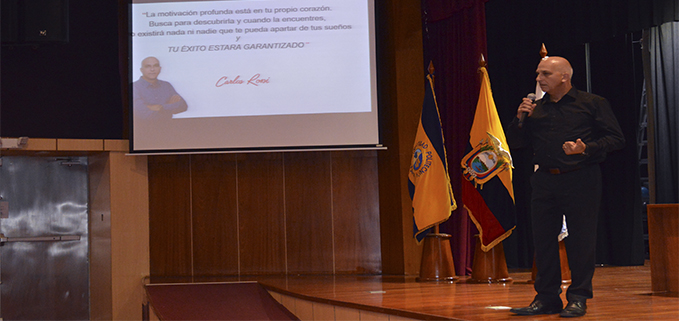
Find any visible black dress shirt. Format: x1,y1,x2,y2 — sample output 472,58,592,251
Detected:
508,87,625,172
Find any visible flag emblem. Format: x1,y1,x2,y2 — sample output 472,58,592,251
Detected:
410,141,432,176
462,133,513,186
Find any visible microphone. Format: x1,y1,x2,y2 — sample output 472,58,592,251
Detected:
518,93,536,128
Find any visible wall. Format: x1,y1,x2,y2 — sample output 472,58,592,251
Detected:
375,0,426,276
148,151,383,279
88,140,150,320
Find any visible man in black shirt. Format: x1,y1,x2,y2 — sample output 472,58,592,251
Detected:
508,56,625,318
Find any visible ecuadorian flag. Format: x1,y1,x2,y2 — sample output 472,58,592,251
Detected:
408,74,457,242
461,66,515,251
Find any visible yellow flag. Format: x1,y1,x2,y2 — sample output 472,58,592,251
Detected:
408,74,457,241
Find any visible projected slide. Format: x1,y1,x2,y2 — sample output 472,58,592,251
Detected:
131,0,378,152
132,0,371,118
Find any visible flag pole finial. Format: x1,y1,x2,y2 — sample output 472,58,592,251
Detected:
540,43,548,60
479,54,487,68
428,60,435,84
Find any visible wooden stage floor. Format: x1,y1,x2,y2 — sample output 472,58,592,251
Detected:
242,262,679,320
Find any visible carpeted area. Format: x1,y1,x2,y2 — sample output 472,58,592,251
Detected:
145,281,299,320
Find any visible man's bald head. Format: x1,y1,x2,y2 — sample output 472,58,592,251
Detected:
140,56,161,83
542,56,573,80
536,56,574,100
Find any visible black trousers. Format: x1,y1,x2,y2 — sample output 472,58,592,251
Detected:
531,164,601,304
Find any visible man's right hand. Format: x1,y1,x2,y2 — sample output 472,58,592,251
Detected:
517,97,536,119
166,94,182,104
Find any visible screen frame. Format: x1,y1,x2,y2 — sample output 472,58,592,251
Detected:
127,0,381,154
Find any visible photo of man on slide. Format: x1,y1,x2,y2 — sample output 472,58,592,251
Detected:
133,56,188,121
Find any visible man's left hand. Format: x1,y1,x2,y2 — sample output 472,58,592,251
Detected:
563,138,587,155
147,104,162,111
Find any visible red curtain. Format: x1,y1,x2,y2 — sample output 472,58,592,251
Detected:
422,0,488,275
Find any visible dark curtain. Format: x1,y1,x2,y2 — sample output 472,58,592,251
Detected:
628,0,679,31
648,22,679,204
1,0,123,139
119,0,131,139
482,0,655,268
590,34,646,266
421,0,488,276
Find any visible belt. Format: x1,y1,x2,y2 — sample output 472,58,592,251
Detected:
545,167,582,175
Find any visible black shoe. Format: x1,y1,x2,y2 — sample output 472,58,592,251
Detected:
510,300,563,315
560,300,587,318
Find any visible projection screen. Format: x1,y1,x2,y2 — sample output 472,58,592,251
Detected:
129,0,380,153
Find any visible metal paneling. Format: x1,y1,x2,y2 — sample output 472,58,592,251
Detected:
0,156,89,320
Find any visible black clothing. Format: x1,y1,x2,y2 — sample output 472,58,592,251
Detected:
507,87,625,304
531,165,601,302
508,87,625,172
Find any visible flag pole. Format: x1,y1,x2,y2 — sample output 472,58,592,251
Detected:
427,60,441,236
468,54,512,283
534,43,549,100
417,60,457,282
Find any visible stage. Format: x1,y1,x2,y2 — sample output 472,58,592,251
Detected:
146,262,679,320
